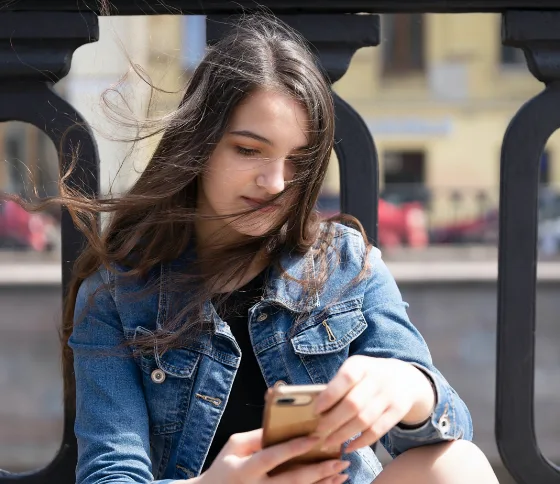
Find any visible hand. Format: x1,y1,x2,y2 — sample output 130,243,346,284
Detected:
198,428,350,484
313,356,436,454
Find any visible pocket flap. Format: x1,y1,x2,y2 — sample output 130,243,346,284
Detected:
291,309,367,355
133,326,200,378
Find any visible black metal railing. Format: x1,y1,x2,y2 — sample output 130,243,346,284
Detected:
0,1,559,483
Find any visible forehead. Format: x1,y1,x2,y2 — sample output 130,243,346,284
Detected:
230,89,310,147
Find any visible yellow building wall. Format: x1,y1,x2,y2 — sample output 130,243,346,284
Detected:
329,12,557,223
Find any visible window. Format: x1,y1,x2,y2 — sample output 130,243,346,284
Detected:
382,150,427,204
382,14,425,75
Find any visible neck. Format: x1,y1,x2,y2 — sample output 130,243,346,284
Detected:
194,217,241,256
194,219,271,293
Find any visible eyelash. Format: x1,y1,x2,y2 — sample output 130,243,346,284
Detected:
235,146,304,167
236,146,259,156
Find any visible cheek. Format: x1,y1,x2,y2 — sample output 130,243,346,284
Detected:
202,171,231,209
202,155,251,209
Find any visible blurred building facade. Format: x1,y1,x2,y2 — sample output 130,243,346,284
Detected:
328,14,557,229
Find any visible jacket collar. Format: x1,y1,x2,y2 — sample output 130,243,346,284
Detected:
168,236,323,315
263,247,320,313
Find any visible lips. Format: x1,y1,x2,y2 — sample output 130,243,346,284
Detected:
242,196,279,213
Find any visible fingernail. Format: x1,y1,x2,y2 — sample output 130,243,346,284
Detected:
334,460,350,471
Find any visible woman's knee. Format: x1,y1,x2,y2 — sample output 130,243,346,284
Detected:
376,440,499,484
432,440,496,473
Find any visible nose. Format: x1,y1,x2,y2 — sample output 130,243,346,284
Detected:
257,157,287,194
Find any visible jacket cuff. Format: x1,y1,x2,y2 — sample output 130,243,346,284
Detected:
387,364,467,454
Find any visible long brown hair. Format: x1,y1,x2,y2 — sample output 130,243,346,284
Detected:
3,13,370,401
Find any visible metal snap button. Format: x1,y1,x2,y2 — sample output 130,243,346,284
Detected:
274,380,287,388
438,414,450,434
257,313,268,322
151,369,166,384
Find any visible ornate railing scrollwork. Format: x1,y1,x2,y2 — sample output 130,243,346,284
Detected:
496,10,560,483
0,11,99,484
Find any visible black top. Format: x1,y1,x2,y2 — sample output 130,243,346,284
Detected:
202,271,269,471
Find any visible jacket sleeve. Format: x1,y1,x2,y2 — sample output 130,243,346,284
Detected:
349,247,473,458
68,269,178,484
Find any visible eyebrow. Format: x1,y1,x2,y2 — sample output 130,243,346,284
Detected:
229,129,308,151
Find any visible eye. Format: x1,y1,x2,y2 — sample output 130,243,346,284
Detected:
236,146,260,157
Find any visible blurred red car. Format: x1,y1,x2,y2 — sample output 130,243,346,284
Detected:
429,209,499,245
0,200,55,252
316,195,428,248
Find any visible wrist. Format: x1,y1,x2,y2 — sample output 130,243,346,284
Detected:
400,364,436,426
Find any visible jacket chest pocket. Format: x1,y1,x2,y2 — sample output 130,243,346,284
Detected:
290,300,367,383
132,326,201,436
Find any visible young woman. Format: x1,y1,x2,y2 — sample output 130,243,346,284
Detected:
61,14,499,484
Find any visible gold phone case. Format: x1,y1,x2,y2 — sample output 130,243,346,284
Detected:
262,384,342,475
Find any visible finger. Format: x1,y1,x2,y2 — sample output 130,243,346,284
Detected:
225,429,264,456
270,459,350,484
315,375,377,436
315,474,350,484
322,396,388,449
246,436,320,474
315,357,369,415
344,407,401,453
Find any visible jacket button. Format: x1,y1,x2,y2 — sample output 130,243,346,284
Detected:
257,313,268,322
438,414,450,434
151,369,166,384
274,380,287,388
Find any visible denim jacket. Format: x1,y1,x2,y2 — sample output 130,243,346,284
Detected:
69,224,473,484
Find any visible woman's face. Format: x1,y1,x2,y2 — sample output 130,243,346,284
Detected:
197,88,310,240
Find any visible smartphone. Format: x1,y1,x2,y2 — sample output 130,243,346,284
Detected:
262,384,342,475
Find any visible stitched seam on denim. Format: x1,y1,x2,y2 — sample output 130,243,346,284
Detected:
265,295,314,313
288,300,365,339
175,361,211,471
292,318,368,354
253,332,285,355
152,421,182,435
150,432,173,478
300,354,322,383
357,447,383,476
157,362,197,377
448,384,458,438
276,322,293,385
